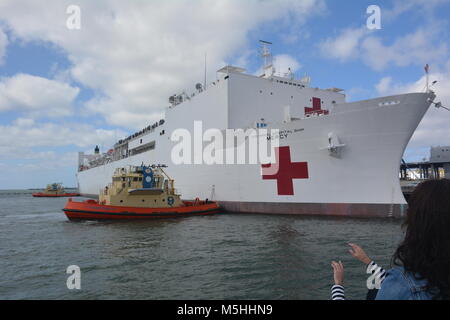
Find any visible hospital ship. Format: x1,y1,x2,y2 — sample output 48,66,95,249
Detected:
76,43,436,217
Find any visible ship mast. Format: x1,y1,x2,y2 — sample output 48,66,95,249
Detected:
259,40,274,78
425,63,430,92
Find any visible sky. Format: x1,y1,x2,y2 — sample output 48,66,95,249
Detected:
0,0,449,189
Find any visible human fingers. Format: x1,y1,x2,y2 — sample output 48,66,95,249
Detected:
348,243,361,251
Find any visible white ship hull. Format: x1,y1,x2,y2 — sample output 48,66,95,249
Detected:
77,90,433,218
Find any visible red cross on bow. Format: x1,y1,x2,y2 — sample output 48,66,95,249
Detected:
261,146,309,196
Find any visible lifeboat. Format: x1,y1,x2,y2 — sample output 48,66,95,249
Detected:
62,165,220,220
32,183,80,197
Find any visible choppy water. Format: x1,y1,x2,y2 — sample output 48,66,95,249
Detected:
0,189,404,300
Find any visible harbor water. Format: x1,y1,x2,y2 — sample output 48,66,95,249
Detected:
0,190,404,300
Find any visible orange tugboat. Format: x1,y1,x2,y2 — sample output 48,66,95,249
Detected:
32,183,80,197
63,165,220,220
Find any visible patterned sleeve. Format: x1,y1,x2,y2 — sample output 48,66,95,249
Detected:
331,284,345,300
331,261,387,300
366,261,386,289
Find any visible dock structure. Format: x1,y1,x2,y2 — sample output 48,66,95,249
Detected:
400,161,445,180
400,146,450,198
400,146,450,180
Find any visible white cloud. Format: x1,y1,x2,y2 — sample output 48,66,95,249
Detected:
375,77,394,95
0,0,325,129
0,74,79,117
273,54,302,77
0,120,127,153
319,28,366,61
361,27,448,71
383,0,450,21
0,27,7,65
13,117,35,127
319,24,448,71
375,61,450,150
83,94,165,129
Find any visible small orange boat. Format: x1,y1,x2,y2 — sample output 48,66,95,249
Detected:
63,165,220,220
33,192,80,197
32,183,80,197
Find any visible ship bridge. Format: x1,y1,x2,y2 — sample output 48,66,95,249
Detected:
165,43,346,134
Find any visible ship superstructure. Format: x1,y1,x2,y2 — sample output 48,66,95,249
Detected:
99,165,182,208
77,43,435,217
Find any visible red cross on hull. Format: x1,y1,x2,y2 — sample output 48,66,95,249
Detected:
261,146,309,196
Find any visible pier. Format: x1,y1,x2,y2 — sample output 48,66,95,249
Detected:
400,146,450,198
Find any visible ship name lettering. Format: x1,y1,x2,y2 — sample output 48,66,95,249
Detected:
268,128,303,140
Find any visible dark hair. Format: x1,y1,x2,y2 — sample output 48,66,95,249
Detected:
393,179,450,299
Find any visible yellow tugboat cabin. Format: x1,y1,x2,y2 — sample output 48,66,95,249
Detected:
99,165,182,208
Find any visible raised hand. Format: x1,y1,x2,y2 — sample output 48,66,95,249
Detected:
331,260,344,285
348,243,371,265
